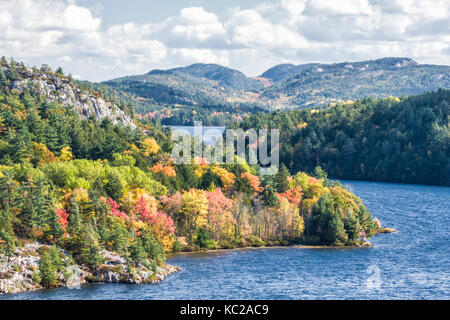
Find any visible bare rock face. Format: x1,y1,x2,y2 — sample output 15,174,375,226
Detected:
0,242,179,295
5,66,136,130
93,250,180,285
0,243,46,294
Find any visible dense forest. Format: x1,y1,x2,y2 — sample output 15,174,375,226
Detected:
236,89,450,186
0,58,383,289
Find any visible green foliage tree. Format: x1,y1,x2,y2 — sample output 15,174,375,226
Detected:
274,163,290,193
39,250,58,287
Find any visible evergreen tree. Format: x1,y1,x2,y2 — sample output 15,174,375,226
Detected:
67,196,82,234
129,238,147,265
75,224,104,267
261,183,280,208
39,250,58,287
274,163,290,193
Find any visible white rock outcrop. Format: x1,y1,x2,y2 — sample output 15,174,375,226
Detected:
0,242,179,295
4,66,136,130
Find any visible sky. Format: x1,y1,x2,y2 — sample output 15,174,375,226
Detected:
0,0,449,81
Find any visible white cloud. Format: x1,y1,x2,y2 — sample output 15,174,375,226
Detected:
61,4,101,31
0,0,448,80
170,48,230,66
303,0,373,15
169,7,226,44
227,9,308,49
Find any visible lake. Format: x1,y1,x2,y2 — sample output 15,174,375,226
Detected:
164,126,226,146
2,180,449,299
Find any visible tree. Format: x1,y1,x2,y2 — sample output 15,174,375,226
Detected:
39,250,58,287
195,227,214,248
0,171,19,211
274,163,290,193
239,172,263,196
129,238,147,265
67,196,82,234
314,166,328,181
0,229,15,258
309,193,348,245
141,138,160,157
205,188,235,241
76,224,104,267
261,183,280,208
140,229,165,265
180,189,208,246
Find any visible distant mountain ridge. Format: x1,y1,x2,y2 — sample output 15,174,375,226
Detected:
260,57,450,108
168,63,264,91
261,63,322,82
103,63,270,126
102,57,450,124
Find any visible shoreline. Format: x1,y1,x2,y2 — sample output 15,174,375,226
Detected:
0,242,180,296
167,227,397,257
167,243,372,258
1,227,395,296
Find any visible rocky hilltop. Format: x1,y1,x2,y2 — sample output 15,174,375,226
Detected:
0,60,136,129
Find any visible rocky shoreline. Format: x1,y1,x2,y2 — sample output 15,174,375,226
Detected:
0,242,179,295
1,225,395,296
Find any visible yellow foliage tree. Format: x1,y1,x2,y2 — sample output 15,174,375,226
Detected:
33,143,57,166
211,166,236,192
59,147,73,162
181,189,209,245
278,197,304,239
141,138,160,157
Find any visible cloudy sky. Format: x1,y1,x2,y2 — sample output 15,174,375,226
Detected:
1,0,449,81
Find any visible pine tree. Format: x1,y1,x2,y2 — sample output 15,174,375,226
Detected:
326,214,347,245
0,171,19,210
274,163,290,193
0,228,15,257
8,127,33,163
44,125,60,153
129,238,147,265
55,67,64,75
39,250,58,287
261,183,280,208
0,69,7,87
76,224,104,267
67,196,82,234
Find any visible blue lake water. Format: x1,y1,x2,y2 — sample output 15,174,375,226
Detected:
2,180,449,300
164,126,225,146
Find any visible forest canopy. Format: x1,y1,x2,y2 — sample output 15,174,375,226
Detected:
236,89,450,186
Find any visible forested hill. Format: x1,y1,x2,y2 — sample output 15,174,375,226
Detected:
103,64,270,126
260,58,450,109
236,89,450,186
261,63,321,82
168,63,264,91
101,58,450,125
0,58,136,129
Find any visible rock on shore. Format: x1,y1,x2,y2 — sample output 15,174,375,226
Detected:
0,242,179,295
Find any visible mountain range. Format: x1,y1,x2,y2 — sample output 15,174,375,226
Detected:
101,57,450,125
1,56,449,127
